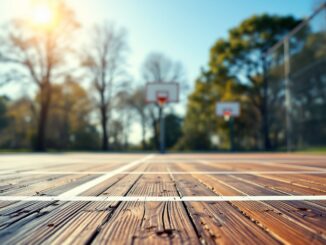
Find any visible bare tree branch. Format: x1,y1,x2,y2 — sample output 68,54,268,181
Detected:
82,22,129,150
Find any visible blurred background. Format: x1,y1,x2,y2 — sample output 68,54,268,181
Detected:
0,0,325,152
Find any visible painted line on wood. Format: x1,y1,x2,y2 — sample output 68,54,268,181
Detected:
134,158,326,163
2,171,326,175
59,154,155,197
0,195,325,202
0,170,16,174
199,160,326,172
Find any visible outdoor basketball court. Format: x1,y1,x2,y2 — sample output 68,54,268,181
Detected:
0,153,325,244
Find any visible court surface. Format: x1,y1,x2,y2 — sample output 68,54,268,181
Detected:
0,153,325,244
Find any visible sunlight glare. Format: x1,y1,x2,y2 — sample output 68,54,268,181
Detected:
33,4,52,24
31,1,54,27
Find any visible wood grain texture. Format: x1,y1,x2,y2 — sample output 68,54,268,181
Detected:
94,165,200,245
0,153,325,244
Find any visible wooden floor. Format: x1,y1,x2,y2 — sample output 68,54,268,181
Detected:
0,153,325,244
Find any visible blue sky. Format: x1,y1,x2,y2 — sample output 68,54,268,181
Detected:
0,0,315,87
75,0,315,83
0,0,317,143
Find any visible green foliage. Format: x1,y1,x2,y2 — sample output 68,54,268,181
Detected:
0,96,9,131
0,0,80,151
164,114,182,150
44,78,101,150
71,125,100,151
1,78,101,151
148,113,183,150
179,14,303,151
0,97,34,149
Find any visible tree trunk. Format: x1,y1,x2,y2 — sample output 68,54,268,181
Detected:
141,115,146,150
35,83,51,152
101,106,109,151
152,118,159,150
150,106,160,151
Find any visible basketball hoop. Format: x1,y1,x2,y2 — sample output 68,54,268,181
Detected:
156,91,169,106
216,102,240,152
146,82,179,154
157,96,168,106
223,110,232,121
146,82,179,104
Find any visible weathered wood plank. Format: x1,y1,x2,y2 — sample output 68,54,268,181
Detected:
46,174,146,244
196,160,326,195
168,167,280,245
0,159,150,244
233,173,326,207
188,173,326,244
0,158,144,242
93,167,200,245
0,153,324,245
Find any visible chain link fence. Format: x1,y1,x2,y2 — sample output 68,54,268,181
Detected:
267,3,326,151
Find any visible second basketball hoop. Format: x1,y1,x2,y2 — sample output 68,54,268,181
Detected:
216,102,240,121
216,101,240,152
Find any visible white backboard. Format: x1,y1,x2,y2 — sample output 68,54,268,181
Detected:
216,102,240,117
146,82,179,103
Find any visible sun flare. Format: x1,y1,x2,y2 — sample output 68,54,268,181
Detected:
32,4,53,25
29,0,56,28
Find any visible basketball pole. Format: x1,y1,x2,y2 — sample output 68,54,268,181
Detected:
146,82,178,154
159,105,165,154
229,116,235,152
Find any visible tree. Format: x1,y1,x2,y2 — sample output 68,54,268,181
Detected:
148,113,182,150
0,96,9,132
82,23,128,151
0,0,79,151
124,87,149,149
164,114,183,149
176,72,219,151
114,89,138,150
109,120,124,150
141,52,186,150
2,97,35,149
179,14,303,151
0,96,10,148
210,15,302,150
44,77,99,150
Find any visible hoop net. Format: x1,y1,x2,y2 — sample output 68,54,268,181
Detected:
157,97,168,106
223,110,232,121
157,92,168,106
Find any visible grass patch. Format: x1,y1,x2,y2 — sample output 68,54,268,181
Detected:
298,146,326,154
0,149,33,153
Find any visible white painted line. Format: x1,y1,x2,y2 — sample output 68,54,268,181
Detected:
3,171,326,175
132,159,326,164
199,160,326,172
59,154,155,197
0,170,15,174
0,195,325,202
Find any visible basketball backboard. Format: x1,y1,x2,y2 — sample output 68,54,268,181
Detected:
146,82,179,105
216,102,240,118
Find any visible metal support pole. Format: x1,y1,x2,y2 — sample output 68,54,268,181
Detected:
159,106,165,154
284,38,292,152
262,52,271,151
229,117,235,152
